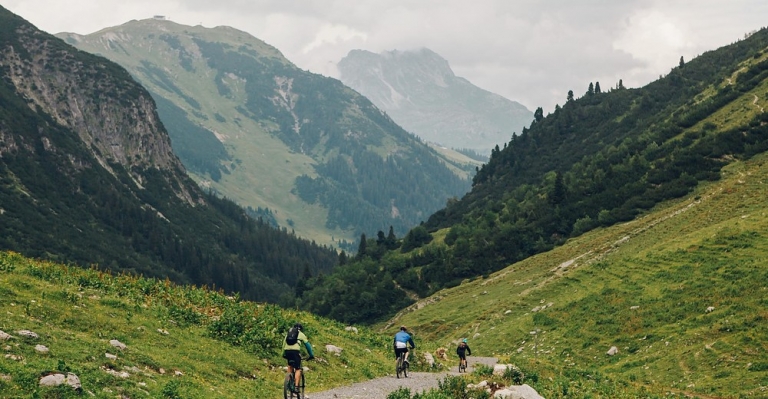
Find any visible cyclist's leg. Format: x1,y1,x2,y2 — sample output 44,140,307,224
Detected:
286,350,302,391
394,347,400,367
404,348,410,363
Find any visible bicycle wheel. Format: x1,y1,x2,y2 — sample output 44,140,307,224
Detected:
283,372,293,399
396,355,403,379
402,355,408,378
297,371,305,399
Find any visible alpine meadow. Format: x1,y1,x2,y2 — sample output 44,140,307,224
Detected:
1,3,767,399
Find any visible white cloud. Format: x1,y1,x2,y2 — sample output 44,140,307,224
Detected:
5,0,767,112
301,24,368,54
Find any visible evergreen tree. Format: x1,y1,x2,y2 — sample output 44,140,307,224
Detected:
386,226,398,249
377,230,386,245
679,56,685,68
587,82,595,95
567,90,574,102
549,171,566,205
356,233,367,258
533,107,544,122
595,82,602,94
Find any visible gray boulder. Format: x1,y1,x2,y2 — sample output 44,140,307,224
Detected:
494,384,544,399
16,330,39,339
110,339,127,350
39,373,80,390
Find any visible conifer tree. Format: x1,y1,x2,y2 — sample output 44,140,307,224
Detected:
356,233,367,258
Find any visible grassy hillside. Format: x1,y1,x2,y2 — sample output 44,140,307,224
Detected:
299,27,768,326
0,253,393,398
382,153,768,398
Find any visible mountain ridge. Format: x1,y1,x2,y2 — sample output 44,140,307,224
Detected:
338,47,532,154
57,20,474,247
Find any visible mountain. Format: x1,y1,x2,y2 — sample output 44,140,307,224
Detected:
56,20,474,248
300,28,768,323
338,48,532,154
0,6,338,304
384,150,768,398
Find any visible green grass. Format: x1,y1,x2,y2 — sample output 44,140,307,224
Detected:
0,253,394,398
383,153,768,398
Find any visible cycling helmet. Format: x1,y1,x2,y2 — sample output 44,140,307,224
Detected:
400,326,407,331
462,338,468,343
294,322,303,331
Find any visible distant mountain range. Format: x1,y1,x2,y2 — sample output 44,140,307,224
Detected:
57,20,475,247
338,48,532,155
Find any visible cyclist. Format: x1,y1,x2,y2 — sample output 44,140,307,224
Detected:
457,338,471,370
393,326,415,367
282,322,315,393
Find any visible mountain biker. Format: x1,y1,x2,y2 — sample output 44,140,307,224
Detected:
283,322,315,393
457,338,471,369
393,326,415,366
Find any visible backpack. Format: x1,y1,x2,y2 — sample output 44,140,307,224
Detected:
285,327,299,345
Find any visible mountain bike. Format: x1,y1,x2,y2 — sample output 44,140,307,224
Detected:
458,357,467,373
396,350,409,378
283,359,306,399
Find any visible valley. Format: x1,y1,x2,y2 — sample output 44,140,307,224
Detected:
0,4,766,398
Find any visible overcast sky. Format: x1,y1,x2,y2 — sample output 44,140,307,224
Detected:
5,0,767,113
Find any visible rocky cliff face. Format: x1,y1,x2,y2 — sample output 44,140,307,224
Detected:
338,48,533,154
1,18,198,205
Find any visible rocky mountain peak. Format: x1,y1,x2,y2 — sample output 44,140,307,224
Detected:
338,48,532,154
1,13,200,205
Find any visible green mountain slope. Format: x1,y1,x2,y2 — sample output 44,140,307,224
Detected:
384,152,768,398
298,27,768,324
0,252,393,398
56,19,473,248
0,6,338,304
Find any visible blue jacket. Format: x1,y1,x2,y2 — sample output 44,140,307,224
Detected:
394,331,415,348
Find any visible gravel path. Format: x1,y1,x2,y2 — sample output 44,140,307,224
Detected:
307,356,498,399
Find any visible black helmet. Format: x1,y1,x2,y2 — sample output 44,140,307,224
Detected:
294,323,303,331
400,326,407,331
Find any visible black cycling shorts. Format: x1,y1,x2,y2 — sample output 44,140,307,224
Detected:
394,347,408,359
284,350,302,369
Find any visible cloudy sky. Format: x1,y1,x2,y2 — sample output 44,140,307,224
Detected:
5,0,767,112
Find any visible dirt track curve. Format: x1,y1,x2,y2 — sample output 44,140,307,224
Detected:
306,356,498,399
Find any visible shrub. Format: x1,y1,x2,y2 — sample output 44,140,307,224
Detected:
473,364,494,377
161,380,181,399
387,387,412,399
503,365,525,385
437,375,467,398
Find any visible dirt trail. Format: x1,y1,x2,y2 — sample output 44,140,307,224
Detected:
307,356,498,399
